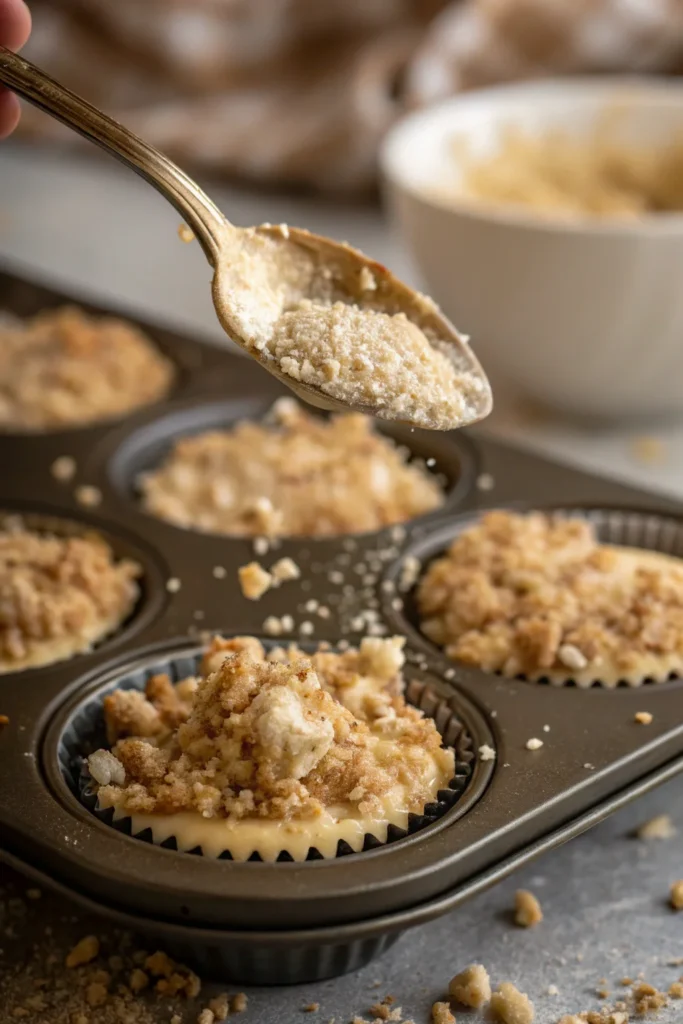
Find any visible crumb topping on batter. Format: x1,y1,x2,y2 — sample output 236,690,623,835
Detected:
139,399,443,538
0,307,173,430
0,517,141,672
91,635,452,823
417,510,683,685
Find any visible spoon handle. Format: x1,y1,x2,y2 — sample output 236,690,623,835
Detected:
0,46,229,265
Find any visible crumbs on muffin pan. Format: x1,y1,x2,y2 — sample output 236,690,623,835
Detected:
0,306,173,430
139,399,444,538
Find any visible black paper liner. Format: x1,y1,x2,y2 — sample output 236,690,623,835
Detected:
387,506,683,689
60,649,476,861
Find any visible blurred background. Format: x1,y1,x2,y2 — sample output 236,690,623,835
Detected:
4,0,683,491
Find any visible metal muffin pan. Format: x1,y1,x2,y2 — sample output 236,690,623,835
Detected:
2,264,683,984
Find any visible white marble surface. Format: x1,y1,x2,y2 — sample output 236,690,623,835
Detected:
2,142,683,502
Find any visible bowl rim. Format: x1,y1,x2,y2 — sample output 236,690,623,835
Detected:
380,75,683,237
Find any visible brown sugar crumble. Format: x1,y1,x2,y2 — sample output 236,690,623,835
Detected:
490,981,534,1024
514,889,543,928
448,964,491,1008
88,634,453,852
0,517,140,673
417,510,683,686
0,306,173,430
139,399,444,538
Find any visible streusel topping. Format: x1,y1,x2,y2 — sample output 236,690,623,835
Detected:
139,398,443,537
268,299,485,430
417,510,683,685
0,306,173,430
0,518,141,672
93,637,452,827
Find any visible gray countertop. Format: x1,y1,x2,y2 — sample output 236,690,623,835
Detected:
3,777,683,1023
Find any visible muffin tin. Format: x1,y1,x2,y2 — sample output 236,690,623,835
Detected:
2,264,683,985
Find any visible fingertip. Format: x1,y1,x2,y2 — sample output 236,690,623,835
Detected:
0,87,21,139
0,0,31,52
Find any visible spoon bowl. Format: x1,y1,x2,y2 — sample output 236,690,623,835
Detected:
0,46,492,430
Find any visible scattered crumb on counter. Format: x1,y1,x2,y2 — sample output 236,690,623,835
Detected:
633,980,668,1013
449,964,491,1008
671,880,683,910
431,1001,455,1024
479,743,496,762
634,711,653,725
636,814,676,840
65,936,100,968
490,981,534,1024
629,436,666,465
476,472,495,491
514,890,543,928
547,984,559,996
75,484,102,508
669,982,683,998
304,1003,320,1012
525,738,543,751
51,455,76,481
238,561,274,600
212,565,227,579
166,577,182,593
207,992,230,1020
232,992,248,1012
178,223,195,243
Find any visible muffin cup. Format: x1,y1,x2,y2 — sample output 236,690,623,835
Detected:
62,649,476,862
386,506,683,689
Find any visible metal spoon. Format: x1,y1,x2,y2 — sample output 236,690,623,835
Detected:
0,46,492,430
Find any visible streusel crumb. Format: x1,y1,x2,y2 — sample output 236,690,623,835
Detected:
0,519,140,673
269,299,486,431
0,306,173,429
514,889,543,928
490,982,534,1024
65,936,100,968
449,964,491,1008
636,814,676,840
238,561,273,600
92,635,452,823
670,880,683,909
431,1001,455,1023
139,400,443,538
417,510,683,685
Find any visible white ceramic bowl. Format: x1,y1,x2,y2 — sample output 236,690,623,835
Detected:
381,78,683,421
